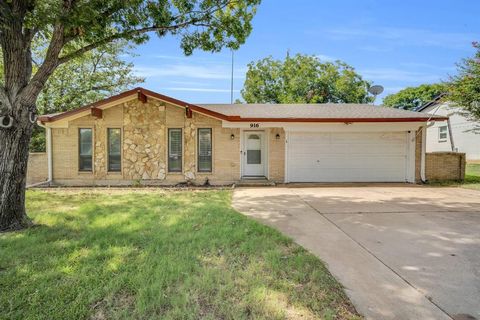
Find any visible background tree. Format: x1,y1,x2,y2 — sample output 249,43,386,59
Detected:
448,41,480,120
241,54,372,104
383,83,447,110
0,0,260,232
27,40,144,152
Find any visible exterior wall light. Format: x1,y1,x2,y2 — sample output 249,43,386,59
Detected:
275,133,280,140
230,134,235,140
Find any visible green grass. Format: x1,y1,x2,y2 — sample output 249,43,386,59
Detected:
463,163,480,190
0,189,360,320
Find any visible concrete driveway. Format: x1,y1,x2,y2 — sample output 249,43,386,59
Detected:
232,186,480,320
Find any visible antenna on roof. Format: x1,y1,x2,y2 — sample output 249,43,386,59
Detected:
368,85,384,106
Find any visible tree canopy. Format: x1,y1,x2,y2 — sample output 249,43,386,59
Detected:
448,42,480,120
241,54,373,104
0,0,261,231
36,40,143,115
382,83,447,110
25,39,143,152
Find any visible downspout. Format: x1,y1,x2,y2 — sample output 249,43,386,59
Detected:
420,125,427,183
417,103,442,183
36,123,53,186
447,118,455,152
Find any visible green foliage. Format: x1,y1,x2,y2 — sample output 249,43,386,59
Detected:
383,83,447,110
29,125,46,153
241,54,373,104
25,0,261,60
0,190,360,319
13,39,143,152
448,42,480,120
35,40,143,115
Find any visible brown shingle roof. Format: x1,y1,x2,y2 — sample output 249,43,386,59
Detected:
38,87,448,123
197,103,446,120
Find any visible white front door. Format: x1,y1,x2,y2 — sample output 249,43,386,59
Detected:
243,131,265,177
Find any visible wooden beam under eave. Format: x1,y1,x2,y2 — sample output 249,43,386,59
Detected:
186,107,193,118
138,91,147,103
91,107,103,119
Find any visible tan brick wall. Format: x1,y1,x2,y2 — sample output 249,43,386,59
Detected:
268,128,285,182
26,153,48,185
426,152,466,181
50,97,240,185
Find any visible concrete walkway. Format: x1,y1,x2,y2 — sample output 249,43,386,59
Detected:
232,186,480,320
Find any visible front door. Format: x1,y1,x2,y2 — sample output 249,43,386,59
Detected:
243,131,265,177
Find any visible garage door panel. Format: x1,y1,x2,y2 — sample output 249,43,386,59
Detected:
291,157,406,169
287,132,408,182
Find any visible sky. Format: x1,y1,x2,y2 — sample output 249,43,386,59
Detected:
126,0,480,104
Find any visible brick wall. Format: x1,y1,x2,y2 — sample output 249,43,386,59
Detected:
26,152,48,185
49,98,240,186
268,128,285,182
425,152,466,181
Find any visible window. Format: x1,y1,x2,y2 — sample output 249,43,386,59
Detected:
79,128,93,171
198,128,212,172
246,134,261,164
438,126,448,142
108,128,121,172
168,128,182,172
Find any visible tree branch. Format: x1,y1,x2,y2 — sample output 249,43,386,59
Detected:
57,20,211,65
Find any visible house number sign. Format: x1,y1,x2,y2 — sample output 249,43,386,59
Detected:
249,123,260,128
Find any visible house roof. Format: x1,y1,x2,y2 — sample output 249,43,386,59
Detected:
197,103,446,121
414,93,447,112
38,87,448,124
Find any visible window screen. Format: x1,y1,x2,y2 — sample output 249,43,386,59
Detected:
438,126,448,142
108,128,121,172
198,128,212,172
168,128,182,172
79,128,93,171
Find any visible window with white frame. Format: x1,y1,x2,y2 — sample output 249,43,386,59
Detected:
197,128,212,172
168,128,182,172
438,125,448,142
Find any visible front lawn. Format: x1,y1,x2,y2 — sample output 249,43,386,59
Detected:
0,189,360,320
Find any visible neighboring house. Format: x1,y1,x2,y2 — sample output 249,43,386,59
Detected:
417,95,480,161
37,87,446,185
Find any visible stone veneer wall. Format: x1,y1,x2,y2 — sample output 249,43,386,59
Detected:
123,99,166,180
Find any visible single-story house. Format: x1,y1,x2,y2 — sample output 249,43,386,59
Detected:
416,94,480,161
37,87,447,186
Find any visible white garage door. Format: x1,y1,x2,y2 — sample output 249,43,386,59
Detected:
287,132,409,182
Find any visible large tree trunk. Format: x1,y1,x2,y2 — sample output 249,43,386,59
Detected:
0,108,34,232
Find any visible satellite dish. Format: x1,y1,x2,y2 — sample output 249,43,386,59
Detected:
368,85,384,96
368,85,384,106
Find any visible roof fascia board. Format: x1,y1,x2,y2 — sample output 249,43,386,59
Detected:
222,121,433,132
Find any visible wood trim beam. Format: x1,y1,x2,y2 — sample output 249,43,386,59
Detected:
91,107,103,118
138,90,147,103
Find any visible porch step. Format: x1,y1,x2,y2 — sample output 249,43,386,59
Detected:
235,179,276,187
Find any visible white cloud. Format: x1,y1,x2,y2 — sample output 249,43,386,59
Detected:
134,64,246,80
316,54,336,62
164,87,240,93
360,67,443,83
325,27,477,50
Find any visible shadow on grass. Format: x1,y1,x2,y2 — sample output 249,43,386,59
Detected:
0,190,360,320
